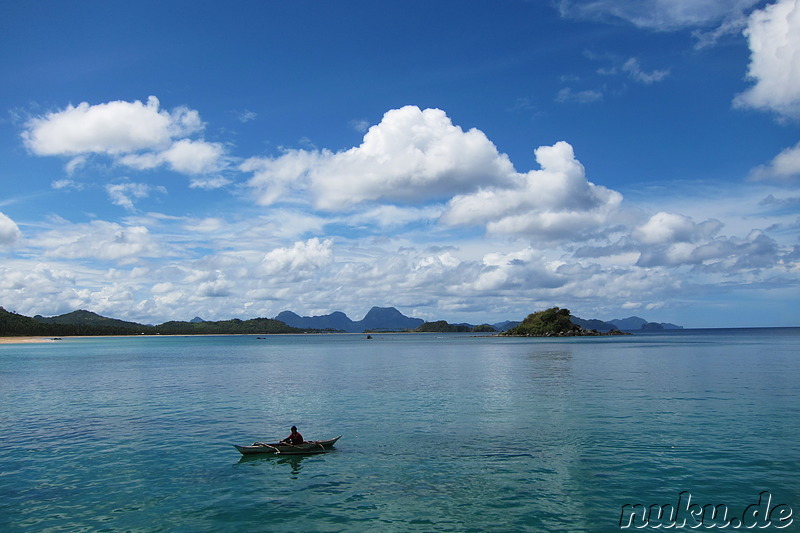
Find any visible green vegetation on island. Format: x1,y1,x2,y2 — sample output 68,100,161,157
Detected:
1,308,144,337
502,307,627,337
2,305,658,339
413,320,497,333
153,317,303,335
0,307,305,337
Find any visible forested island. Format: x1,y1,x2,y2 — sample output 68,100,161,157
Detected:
501,307,628,337
1,305,664,338
0,307,305,337
411,321,497,333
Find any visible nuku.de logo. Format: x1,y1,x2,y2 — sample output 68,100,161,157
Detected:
619,491,793,529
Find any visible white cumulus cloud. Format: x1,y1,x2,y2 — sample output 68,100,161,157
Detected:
750,140,800,181
22,96,226,178
22,96,201,155
241,108,624,243
735,0,800,118
633,211,723,244
119,138,225,175
0,212,22,245
441,141,623,241
260,238,334,278
636,229,781,268
241,149,323,206
631,211,785,269
242,106,516,210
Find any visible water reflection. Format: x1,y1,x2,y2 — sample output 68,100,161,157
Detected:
237,452,311,476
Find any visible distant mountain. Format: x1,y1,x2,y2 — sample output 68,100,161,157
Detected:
492,320,520,332
360,307,424,332
570,317,618,332
34,309,145,331
154,317,300,335
609,316,683,331
274,310,355,331
2,304,684,338
0,307,146,337
415,321,472,333
609,316,648,330
2,307,59,336
5,308,301,336
275,306,424,333
414,320,496,333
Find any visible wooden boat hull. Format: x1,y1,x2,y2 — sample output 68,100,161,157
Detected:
234,435,341,455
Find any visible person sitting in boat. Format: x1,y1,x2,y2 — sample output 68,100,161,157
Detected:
281,426,303,445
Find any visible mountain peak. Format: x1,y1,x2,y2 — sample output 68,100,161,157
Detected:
274,306,424,332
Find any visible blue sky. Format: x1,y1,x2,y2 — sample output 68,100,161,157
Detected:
1,0,799,328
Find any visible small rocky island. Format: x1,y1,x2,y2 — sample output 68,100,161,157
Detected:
502,307,628,337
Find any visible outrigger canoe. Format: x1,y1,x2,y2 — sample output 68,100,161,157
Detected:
234,436,341,455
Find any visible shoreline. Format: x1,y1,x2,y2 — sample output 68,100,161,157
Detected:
0,332,379,344
2,326,797,345
0,336,61,344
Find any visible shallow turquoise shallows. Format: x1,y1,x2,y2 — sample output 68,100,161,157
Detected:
1,330,798,532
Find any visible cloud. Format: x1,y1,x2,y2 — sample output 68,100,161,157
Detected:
22,96,201,155
183,217,225,233
241,108,622,244
0,262,82,316
693,13,751,48
241,106,516,209
458,248,565,293
750,141,800,182
636,229,781,269
240,149,322,206
0,212,21,245
558,0,761,31
349,119,371,132
347,205,442,229
259,238,334,278
591,53,670,86
106,182,167,211
556,87,604,103
52,179,82,190
632,211,723,244
22,96,226,176
621,58,670,84
759,193,800,210
734,0,800,118
118,139,225,175
34,220,162,265
631,211,785,269
189,176,232,190
199,278,234,298
235,109,257,123
65,155,88,175
440,141,623,241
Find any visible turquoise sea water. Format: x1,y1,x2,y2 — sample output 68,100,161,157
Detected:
1,330,798,532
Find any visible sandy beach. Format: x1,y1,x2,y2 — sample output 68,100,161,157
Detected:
0,337,60,344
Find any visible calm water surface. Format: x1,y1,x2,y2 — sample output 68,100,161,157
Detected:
1,330,798,531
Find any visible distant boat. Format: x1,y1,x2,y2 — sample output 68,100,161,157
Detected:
233,435,341,455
